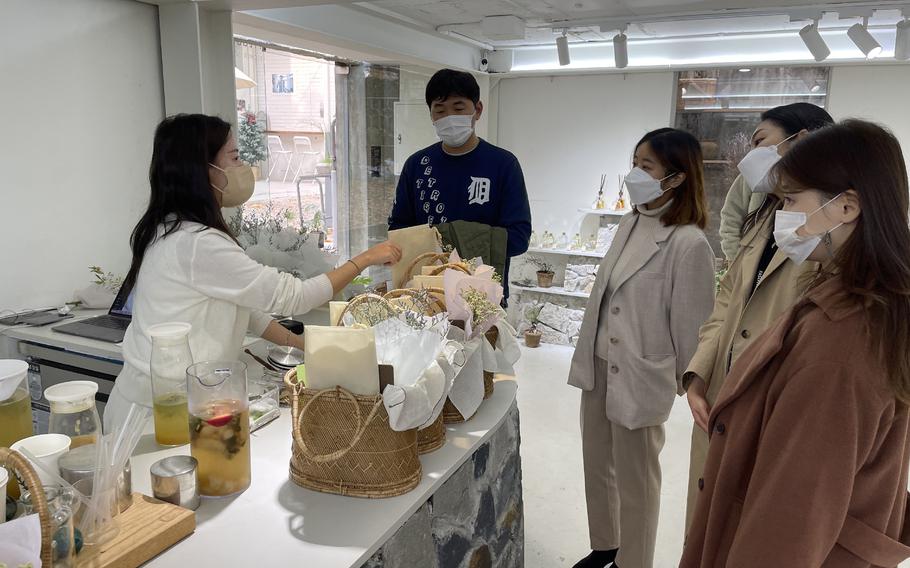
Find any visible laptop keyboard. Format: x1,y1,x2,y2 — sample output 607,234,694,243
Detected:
90,316,131,330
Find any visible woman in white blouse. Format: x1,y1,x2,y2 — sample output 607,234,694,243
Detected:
104,114,401,430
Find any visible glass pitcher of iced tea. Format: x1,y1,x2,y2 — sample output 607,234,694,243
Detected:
149,322,193,446
1,360,34,499
45,381,101,450
186,361,251,497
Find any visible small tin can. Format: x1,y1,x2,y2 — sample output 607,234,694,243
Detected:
150,456,200,510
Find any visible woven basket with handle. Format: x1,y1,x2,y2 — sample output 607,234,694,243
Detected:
0,447,53,566
285,369,421,498
399,252,451,288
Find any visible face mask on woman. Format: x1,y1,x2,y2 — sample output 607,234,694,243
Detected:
737,132,798,194
773,193,844,265
209,164,255,207
624,167,676,206
433,114,474,148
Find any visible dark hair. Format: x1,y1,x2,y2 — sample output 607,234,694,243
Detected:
741,103,835,236
760,102,833,136
123,114,235,294
773,119,910,404
634,128,709,229
425,69,480,108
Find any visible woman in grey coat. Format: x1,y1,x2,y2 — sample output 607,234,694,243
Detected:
569,128,715,568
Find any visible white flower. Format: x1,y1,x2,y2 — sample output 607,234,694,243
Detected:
275,228,300,251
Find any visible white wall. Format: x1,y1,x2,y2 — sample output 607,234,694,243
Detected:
0,0,164,310
496,72,675,237
828,64,910,167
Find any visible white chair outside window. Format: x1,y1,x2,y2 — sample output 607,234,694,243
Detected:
267,135,294,181
292,136,321,180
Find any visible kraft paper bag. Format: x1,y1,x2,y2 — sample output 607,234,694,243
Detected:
389,225,441,288
412,274,445,289
304,326,380,395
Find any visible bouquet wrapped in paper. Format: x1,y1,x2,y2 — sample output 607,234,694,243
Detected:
443,263,505,340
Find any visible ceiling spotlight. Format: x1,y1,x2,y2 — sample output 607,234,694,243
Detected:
847,17,882,59
810,82,822,93
556,32,570,66
738,68,751,72
896,18,910,61
613,28,628,69
799,20,830,62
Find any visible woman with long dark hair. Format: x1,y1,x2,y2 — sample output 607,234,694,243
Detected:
569,128,715,568
105,114,401,429
681,119,910,566
683,103,833,531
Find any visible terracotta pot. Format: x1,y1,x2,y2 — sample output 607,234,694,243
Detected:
525,331,542,348
537,271,555,288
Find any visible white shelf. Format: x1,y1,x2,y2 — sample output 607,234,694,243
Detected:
511,284,590,299
579,208,631,217
527,247,605,259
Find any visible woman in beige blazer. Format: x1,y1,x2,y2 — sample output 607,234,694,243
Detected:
569,128,715,568
683,103,833,531
683,119,910,568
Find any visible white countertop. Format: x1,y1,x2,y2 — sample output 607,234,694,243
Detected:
130,379,518,568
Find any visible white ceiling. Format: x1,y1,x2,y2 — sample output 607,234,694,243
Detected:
357,0,909,47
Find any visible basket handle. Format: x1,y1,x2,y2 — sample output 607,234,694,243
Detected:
334,293,395,326
429,263,471,276
0,448,53,566
291,386,385,464
399,251,450,289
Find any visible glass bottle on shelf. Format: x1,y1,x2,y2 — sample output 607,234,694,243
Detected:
150,322,194,447
542,231,556,249
529,231,540,248
557,232,569,249
570,233,583,250
187,361,251,497
45,381,102,449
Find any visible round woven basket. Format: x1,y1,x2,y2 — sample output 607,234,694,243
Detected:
399,252,451,288
416,413,446,454
482,327,499,400
0,448,53,566
383,288,447,316
428,263,471,276
285,369,421,498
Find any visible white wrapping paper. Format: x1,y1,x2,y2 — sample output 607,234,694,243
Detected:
445,326,486,419
0,514,42,567
481,320,522,376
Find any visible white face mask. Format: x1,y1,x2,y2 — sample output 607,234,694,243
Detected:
773,193,844,265
624,167,676,206
433,114,474,148
737,132,798,194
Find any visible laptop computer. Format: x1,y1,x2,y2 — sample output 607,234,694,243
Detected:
54,285,134,343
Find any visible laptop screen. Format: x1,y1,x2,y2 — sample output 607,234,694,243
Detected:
109,285,134,318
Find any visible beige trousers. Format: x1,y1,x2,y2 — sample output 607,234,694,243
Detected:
581,357,666,568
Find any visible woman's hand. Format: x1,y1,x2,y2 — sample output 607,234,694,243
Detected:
687,375,711,433
356,241,403,267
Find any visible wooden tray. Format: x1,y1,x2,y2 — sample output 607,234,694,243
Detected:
77,493,196,567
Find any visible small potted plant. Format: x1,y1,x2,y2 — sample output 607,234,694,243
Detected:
524,304,543,348
530,257,555,288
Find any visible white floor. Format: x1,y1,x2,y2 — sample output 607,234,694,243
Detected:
513,343,700,568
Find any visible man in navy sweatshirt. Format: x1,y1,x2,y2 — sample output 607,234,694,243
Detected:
388,69,532,300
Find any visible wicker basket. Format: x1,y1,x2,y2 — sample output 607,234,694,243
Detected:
285,369,421,498
428,263,472,276
416,413,446,454
383,288,447,316
483,327,499,400
0,448,53,566
398,252,451,288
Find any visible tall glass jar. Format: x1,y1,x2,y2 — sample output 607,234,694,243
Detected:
186,361,251,497
1,360,34,499
149,322,194,446
45,381,101,449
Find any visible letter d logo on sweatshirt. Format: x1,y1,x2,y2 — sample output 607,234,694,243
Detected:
468,177,491,205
